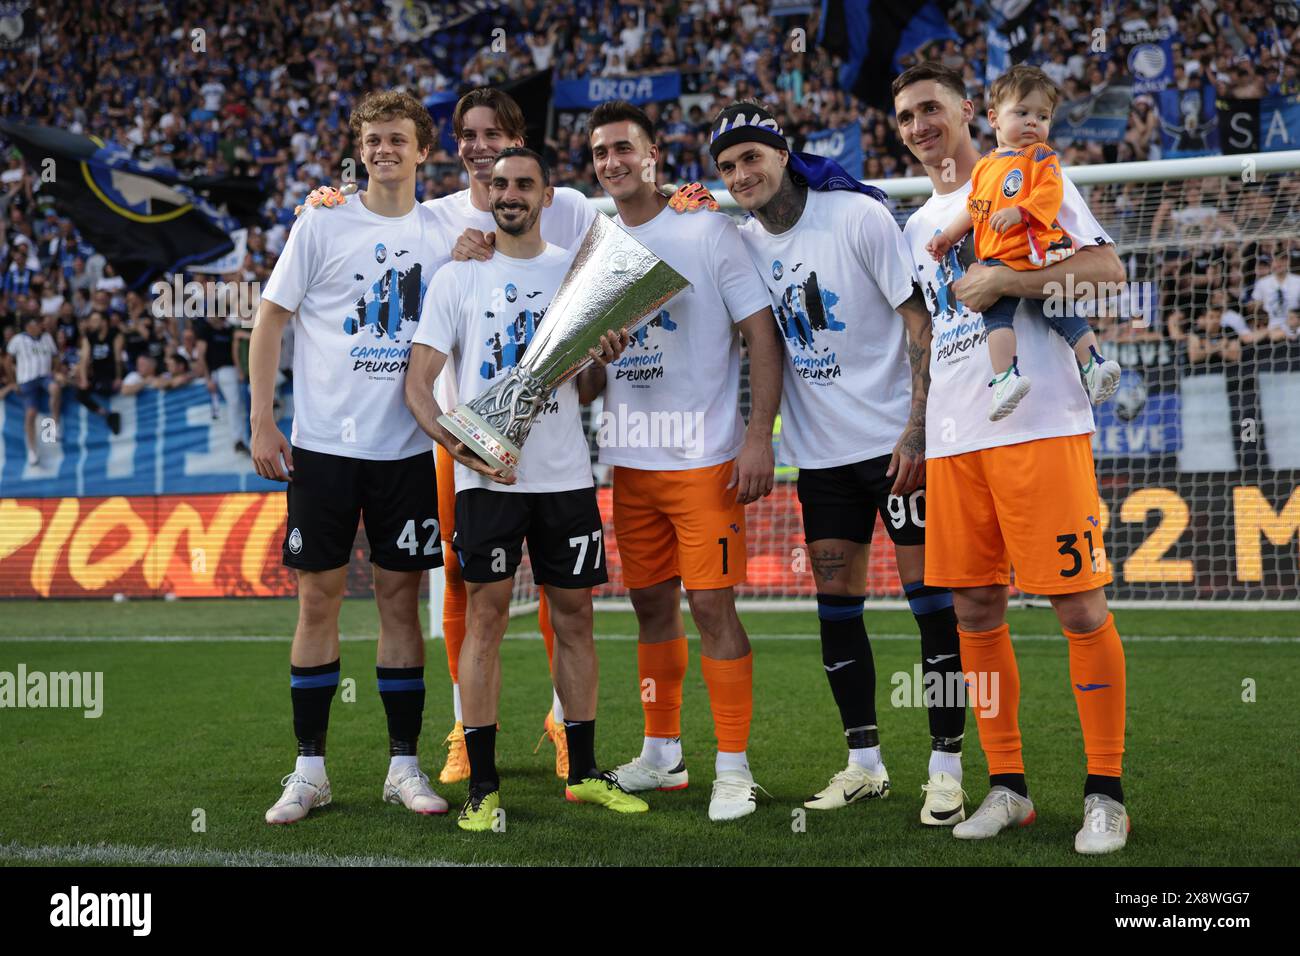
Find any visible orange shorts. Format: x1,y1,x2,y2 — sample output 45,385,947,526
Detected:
924,433,1113,595
435,444,457,543
613,462,746,591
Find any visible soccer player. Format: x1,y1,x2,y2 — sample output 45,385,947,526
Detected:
405,147,646,831
5,314,61,467
894,62,1130,853
300,88,596,784
924,65,1121,420
710,101,968,824
250,90,453,824
582,101,784,822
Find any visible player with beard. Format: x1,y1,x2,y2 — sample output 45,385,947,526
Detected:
893,62,1130,854
709,101,968,824
578,101,784,823
251,91,453,825
302,88,595,785
405,148,645,830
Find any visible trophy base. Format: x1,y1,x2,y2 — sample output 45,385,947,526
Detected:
437,406,521,478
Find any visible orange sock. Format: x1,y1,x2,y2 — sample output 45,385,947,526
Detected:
436,445,466,685
539,590,555,670
638,637,688,738
958,623,1023,775
701,652,753,754
1065,613,1126,777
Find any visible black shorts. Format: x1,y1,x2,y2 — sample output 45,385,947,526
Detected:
283,446,442,572
797,453,926,547
453,487,608,588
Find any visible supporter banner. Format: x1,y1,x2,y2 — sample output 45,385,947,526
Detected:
0,122,257,289
386,0,504,42
0,0,38,50
1158,86,1220,158
1219,94,1300,154
4,479,1294,600
801,121,864,179
1054,84,1134,145
1092,375,1180,458
984,0,1038,86
552,74,682,110
1123,28,1175,94
0,382,292,498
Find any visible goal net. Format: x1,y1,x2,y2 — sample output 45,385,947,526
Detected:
484,150,1300,623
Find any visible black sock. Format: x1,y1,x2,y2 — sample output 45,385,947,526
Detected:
1085,774,1124,803
904,581,966,750
990,772,1029,798
290,659,340,757
376,665,425,756
463,724,499,791
563,719,597,785
816,594,876,739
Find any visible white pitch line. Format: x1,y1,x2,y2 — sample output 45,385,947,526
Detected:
1,633,1296,644
0,840,472,868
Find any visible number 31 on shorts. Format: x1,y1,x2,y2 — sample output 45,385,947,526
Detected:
397,518,441,556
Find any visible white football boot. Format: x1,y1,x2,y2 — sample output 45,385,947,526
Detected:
265,770,331,824
920,771,967,826
610,756,689,792
804,762,890,810
708,769,766,821
383,764,449,815
988,366,1032,421
1074,793,1130,854
1081,355,1122,405
952,786,1035,839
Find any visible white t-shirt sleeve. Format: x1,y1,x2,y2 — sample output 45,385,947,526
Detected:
555,187,597,248
412,262,463,355
854,198,918,311
1252,278,1269,305
708,217,774,324
261,211,320,311
1058,178,1114,248
5,337,17,358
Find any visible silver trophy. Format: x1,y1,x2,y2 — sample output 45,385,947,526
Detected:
438,214,690,477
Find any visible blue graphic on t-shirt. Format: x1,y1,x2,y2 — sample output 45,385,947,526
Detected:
480,305,546,380
628,309,677,350
342,259,425,342
771,264,844,353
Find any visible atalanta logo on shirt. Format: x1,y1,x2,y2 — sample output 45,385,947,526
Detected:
375,243,387,263
1002,169,1023,199
505,283,518,303
772,260,783,281
288,528,303,555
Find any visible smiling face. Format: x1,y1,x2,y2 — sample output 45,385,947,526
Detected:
894,78,974,170
359,117,427,187
489,154,552,237
458,106,523,185
590,120,657,202
989,87,1054,149
714,140,786,212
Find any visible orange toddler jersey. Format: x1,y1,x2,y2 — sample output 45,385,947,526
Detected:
968,145,1075,269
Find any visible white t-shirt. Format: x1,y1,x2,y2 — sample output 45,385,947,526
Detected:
1251,273,1300,329
904,176,1113,459
1219,308,1250,337
739,189,916,468
599,204,770,470
7,332,57,384
422,186,597,410
412,243,593,494
261,197,452,460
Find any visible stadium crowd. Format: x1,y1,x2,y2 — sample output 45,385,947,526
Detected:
2,0,1300,414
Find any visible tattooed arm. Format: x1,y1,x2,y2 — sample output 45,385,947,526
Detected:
888,283,932,495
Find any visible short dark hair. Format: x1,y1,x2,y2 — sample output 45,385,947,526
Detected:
494,146,550,186
891,61,967,102
587,100,656,147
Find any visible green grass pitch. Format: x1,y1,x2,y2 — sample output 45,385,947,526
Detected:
1,599,1296,867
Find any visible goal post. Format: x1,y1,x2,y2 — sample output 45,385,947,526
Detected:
485,150,1300,620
